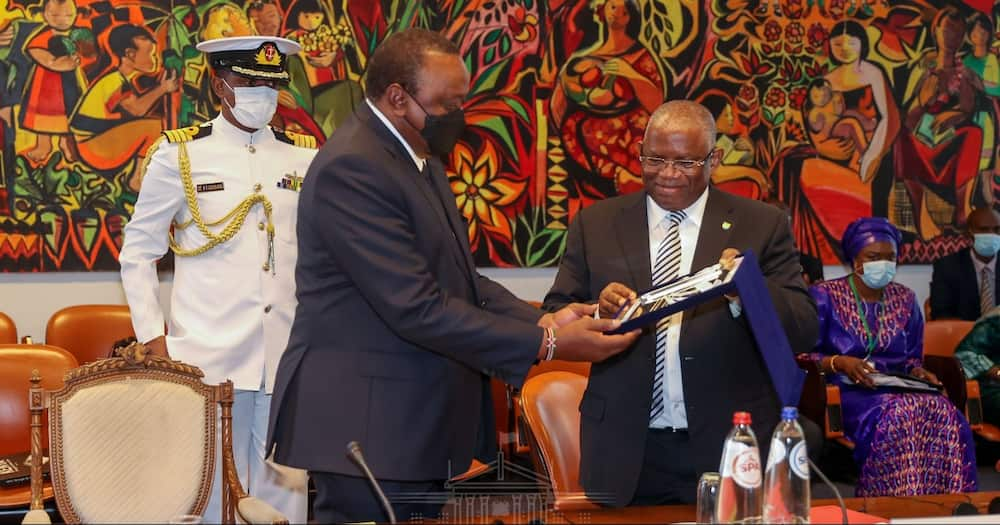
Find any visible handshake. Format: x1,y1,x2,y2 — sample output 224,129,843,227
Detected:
535,302,640,363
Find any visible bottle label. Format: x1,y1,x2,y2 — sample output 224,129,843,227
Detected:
732,448,762,489
790,441,810,480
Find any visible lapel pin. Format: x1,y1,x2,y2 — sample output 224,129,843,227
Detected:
722,221,732,230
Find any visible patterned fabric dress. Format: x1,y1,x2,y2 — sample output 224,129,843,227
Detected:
810,277,978,496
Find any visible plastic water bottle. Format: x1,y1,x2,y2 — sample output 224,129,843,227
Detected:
716,411,762,524
763,407,811,523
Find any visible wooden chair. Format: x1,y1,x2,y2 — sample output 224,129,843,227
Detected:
795,355,852,449
519,371,598,511
0,312,16,344
22,342,286,524
45,305,136,365
0,344,78,513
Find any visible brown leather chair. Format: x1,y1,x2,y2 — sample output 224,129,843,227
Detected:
519,371,597,511
0,312,16,344
0,344,78,509
45,305,136,365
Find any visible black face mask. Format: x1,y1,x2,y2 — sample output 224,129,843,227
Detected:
406,91,466,157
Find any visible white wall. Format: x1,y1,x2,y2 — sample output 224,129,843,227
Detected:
0,264,934,343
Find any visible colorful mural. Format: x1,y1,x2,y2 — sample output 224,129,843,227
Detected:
0,0,996,271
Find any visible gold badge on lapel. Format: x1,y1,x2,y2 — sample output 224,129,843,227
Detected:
722,221,732,230
277,171,304,192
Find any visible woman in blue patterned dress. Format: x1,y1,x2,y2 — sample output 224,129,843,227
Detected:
809,217,977,496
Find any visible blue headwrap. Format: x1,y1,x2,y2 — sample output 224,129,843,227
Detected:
841,217,901,263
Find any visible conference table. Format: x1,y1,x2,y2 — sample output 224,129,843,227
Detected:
427,490,1000,523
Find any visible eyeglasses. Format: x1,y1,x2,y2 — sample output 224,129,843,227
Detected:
639,151,715,173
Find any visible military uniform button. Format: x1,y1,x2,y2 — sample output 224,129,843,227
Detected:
258,222,265,230
262,263,270,271
254,183,262,193
248,145,256,154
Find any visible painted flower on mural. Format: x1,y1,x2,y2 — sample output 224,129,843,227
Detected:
789,85,808,110
449,141,525,243
763,19,782,42
784,22,805,46
807,22,828,52
764,86,786,109
783,0,805,19
507,6,537,42
828,0,849,18
736,84,761,129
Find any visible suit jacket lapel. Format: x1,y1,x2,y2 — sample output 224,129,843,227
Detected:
614,193,652,292
359,104,478,289
958,251,980,308
683,189,736,338
691,189,736,271
427,158,479,288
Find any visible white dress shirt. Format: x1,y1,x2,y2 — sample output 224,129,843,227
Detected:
366,98,425,171
647,189,709,429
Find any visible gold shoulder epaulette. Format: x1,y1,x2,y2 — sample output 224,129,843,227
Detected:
273,129,318,149
162,124,213,143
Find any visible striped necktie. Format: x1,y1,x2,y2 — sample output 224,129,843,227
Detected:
650,210,686,424
982,266,994,317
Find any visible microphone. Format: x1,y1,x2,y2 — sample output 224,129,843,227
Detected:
989,496,1000,515
953,502,979,515
346,441,397,524
807,457,848,525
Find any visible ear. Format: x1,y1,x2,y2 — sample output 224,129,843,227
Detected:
384,83,408,117
210,73,228,99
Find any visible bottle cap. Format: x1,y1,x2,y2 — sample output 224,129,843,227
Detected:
732,411,752,425
781,406,798,420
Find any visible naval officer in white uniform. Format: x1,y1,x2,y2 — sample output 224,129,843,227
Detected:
119,35,318,523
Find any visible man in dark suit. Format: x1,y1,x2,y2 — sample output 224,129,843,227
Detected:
930,208,1000,321
543,100,819,507
265,29,638,523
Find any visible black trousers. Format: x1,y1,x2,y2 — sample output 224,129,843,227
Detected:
310,471,445,523
630,428,698,506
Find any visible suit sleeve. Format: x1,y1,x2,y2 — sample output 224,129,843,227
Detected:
476,275,545,323
542,210,592,312
758,208,819,355
929,258,958,320
310,153,541,387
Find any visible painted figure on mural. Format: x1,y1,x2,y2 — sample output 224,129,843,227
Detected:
70,24,178,191
246,0,326,141
773,20,898,262
804,77,877,171
20,0,90,163
282,0,362,137
549,0,666,205
202,2,253,40
962,12,999,208
898,7,983,238
698,92,770,200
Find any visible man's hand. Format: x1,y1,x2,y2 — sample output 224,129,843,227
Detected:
549,317,640,363
599,282,636,319
144,336,170,359
720,248,740,301
539,303,597,329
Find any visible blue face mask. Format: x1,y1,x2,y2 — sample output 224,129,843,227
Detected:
859,260,896,289
974,233,1000,258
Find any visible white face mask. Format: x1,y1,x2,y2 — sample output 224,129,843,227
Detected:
223,79,278,130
